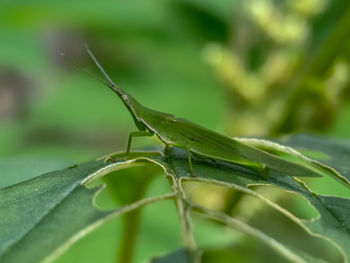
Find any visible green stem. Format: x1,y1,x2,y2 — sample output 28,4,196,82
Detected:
175,195,197,251
170,177,200,262
101,168,161,263
117,210,141,263
111,193,175,263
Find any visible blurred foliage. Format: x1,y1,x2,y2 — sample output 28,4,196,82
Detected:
0,0,350,262
204,0,350,136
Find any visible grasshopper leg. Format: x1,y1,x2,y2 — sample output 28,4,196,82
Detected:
186,147,195,177
103,155,112,163
126,130,154,156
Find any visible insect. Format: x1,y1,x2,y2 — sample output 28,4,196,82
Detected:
81,45,324,178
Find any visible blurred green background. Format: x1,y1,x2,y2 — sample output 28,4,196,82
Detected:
1,0,350,262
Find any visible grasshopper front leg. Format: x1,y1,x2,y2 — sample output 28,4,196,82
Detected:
126,130,154,155
104,130,155,163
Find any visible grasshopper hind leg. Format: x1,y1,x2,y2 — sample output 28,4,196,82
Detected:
186,147,196,178
163,145,196,177
257,164,270,180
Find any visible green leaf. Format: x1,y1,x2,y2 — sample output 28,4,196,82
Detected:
1,135,349,263
0,156,174,263
279,134,350,182
192,206,328,263
0,161,104,254
163,135,350,262
235,137,350,189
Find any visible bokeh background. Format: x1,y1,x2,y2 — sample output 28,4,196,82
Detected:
1,0,350,262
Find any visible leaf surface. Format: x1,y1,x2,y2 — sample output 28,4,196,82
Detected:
164,135,350,262
0,157,173,263
1,135,349,263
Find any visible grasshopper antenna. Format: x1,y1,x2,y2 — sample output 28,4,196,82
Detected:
84,44,147,131
60,52,111,88
84,44,123,96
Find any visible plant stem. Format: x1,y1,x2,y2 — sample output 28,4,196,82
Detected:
111,193,176,263
117,210,141,263
170,177,200,262
175,195,197,251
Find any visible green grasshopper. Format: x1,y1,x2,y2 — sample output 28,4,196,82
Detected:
83,46,323,178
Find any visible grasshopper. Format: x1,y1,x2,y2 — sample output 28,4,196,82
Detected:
83,46,323,178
